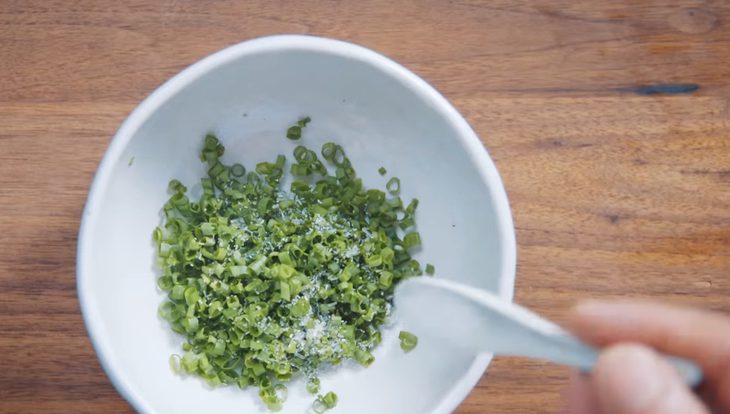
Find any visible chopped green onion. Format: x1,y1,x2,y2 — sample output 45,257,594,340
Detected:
312,399,327,414
231,163,246,177
399,331,418,352
403,232,422,250
298,116,311,128
286,126,301,140
154,119,428,411
286,117,311,140
169,354,182,374
314,391,338,412
386,177,400,195
378,166,387,175
405,198,419,215
306,377,321,395
425,263,435,275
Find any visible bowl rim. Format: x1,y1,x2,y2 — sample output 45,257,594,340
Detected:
77,34,516,414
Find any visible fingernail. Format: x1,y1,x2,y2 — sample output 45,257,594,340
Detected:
595,345,666,412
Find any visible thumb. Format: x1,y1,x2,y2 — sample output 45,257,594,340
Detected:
593,344,708,414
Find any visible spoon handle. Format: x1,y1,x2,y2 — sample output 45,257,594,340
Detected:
395,278,703,386
465,282,704,386
519,322,702,387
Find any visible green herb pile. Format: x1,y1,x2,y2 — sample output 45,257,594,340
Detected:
154,118,429,411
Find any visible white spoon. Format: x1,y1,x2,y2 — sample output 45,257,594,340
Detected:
394,277,703,386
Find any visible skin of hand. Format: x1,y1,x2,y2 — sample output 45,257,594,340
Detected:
563,301,730,414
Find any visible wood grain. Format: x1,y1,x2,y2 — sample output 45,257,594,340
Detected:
1,1,728,413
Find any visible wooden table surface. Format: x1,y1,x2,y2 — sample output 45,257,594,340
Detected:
1,1,729,413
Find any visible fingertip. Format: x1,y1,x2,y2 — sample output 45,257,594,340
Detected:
594,344,708,414
595,344,663,411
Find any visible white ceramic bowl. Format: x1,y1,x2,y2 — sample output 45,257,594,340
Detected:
78,35,515,414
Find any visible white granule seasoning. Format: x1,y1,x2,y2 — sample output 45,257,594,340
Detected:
305,319,326,343
342,244,359,259
312,214,336,234
291,329,305,345
257,316,271,331
230,218,246,229
286,306,348,361
302,279,320,300
362,228,374,241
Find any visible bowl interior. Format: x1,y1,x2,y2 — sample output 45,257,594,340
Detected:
79,36,515,414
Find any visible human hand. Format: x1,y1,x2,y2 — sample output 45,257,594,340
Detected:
564,301,730,414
